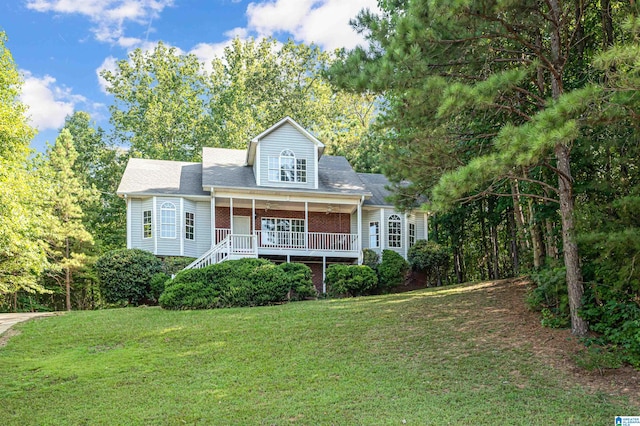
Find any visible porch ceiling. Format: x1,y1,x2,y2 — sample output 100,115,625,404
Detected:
215,198,357,214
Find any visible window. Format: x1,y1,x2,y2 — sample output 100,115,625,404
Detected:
160,202,176,238
143,210,152,239
185,212,195,240
268,150,307,183
261,217,305,247
369,221,379,248
388,214,402,248
409,222,416,248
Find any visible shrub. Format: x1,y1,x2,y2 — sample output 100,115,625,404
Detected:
378,250,409,292
362,249,380,270
95,249,163,306
149,272,170,302
525,266,569,328
278,263,317,300
407,240,449,286
326,264,378,297
161,256,196,276
159,258,315,310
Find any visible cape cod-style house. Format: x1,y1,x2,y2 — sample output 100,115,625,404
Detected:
117,117,428,292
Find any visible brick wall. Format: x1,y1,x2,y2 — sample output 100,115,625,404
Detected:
215,206,352,233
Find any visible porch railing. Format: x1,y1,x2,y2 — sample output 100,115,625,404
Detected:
256,231,358,252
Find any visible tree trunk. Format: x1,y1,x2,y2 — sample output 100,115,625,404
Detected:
65,237,71,312
549,0,588,336
510,179,529,250
528,200,544,268
507,206,520,276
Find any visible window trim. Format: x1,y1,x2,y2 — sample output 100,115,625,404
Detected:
143,210,152,239
388,214,402,248
185,211,195,241
268,149,307,183
409,222,416,248
260,217,306,246
160,202,177,239
369,221,380,248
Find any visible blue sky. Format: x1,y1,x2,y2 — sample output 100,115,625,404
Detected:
1,0,378,152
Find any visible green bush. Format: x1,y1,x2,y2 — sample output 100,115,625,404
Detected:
149,272,171,302
278,262,317,300
159,259,315,310
326,264,378,297
95,249,163,306
362,249,380,270
407,240,449,286
378,250,409,292
525,266,570,329
161,256,196,276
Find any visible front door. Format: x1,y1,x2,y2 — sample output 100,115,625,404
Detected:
232,216,251,235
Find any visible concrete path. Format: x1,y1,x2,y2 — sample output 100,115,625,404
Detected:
0,312,62,336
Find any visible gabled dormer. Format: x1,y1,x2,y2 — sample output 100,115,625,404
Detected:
246,117,325,189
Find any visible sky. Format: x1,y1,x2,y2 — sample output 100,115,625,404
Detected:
1,0,379,152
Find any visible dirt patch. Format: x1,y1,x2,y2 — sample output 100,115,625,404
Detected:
0,328,21,348
475,277,640,407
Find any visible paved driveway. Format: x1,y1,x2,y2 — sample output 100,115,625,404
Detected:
0,312,61,336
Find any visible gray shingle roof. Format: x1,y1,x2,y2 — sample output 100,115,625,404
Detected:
357,173,395,206
117,158,208,196
202,147,370,196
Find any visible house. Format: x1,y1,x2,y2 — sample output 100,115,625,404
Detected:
117,117,429,292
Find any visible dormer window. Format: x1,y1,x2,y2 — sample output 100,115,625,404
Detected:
269,149,307,183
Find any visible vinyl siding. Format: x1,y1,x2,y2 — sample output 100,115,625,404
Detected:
362,209,382,255
195,200,211,256
257,123,317,189
129,198,155,253
383,209,404,257
156,197,181,256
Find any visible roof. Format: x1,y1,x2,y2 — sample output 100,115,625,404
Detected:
357,173,395,206
246,117,325,166
202,147,370,196
117,158,208,197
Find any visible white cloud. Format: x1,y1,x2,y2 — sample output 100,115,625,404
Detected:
26,0,174,47
245,0,378,50
96,56,119,94
19,71,86,130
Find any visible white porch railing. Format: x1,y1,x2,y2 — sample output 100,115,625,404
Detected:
184,236,231,270
256,231,358,252
184,234,258,270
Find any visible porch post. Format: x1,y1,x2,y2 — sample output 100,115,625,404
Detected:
152,196,158,255
322,256,326,294
304,201,308,249
211,192,216,246
180,198,184,256
424,212,429,241
230,197,234,234
357,198,362,263
380,208,385,251
252,198,256,234
404,212,409,258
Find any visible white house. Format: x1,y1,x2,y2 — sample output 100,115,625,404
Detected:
117,117,428,292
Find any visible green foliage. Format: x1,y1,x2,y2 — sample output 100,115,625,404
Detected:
278,262,317,300
362,249,380,270
161,256,196,276
325,264,378,297
378,250,409,291
407,240,450,286
573,346,624,373
525,266,570,328
149,272,170,303
159,259,313,310
95,249,163,306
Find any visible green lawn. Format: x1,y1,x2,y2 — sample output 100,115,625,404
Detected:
0,281,634,425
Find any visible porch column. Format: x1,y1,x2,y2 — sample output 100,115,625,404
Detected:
304,201,308,249
230,197,234,234
404,212,409,258
322,256,326,294
424,212,429,241
380,208,385,251
180,198,184,256
252,198,256,234
152,196,158,255
211,193,216,246
357,198,362,263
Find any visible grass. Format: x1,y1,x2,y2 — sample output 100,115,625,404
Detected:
0,281,634,425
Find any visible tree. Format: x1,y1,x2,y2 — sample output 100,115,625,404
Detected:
331,0,638,335
0,32,51,307
43,129,97,311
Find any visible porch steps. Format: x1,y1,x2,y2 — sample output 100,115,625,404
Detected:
183,234,258,271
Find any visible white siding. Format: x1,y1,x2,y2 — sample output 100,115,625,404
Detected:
155,197,181,256
195,200,211,256
383,209,405,257
361,209,383,256
257,123,317,189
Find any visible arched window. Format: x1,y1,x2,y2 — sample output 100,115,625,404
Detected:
388,214,402,248
160,202,176,238
268,149,307,183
